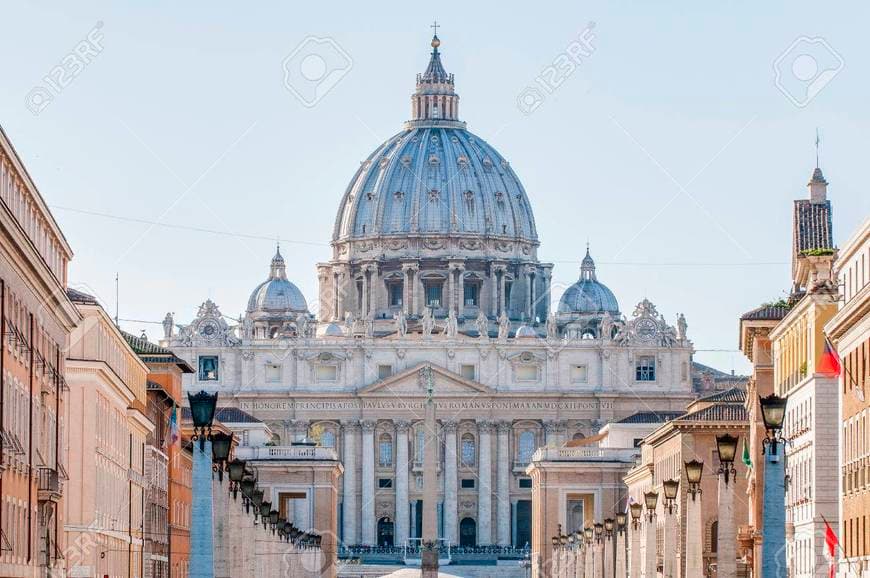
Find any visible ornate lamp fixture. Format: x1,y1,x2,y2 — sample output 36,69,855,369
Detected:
584,527,594,545
259,501,271,530
593,522,603,544
759,393,788,454
629,502,643,530
604,518,614,539
210,432,233,482
250,489,264,521
643,491,658,522
716,434,739,485
269,510,279,534
662,479,680,515
227,458,246,499
616,512,627,535
188,390,218,449
684,460,703,500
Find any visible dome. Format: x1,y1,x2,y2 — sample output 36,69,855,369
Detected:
246,248,308,314
320,322,345,338
332,35,538,251
558,249,620,315
515,324,538,339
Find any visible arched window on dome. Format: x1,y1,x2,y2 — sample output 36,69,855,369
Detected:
416,428,426,464
518,431,536,464
461,434,476,467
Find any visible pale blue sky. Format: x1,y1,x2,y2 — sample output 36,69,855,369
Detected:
2,2,868,374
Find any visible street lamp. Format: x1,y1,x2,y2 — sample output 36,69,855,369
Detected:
584,527,593,544
662,479,679,514
685,460,703,500
629,502,643,530
269,510,279,534
616,513,627,534
643,491,658,522
251,489,264,521
604,518,614,539
259,501,271,530
759,393,788,453
188,390,218,449
593,523,603,543
210,432,233,482
227,458,246,499
716,434,738,485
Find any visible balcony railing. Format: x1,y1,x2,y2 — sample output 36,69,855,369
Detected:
37,468,62,502
531,446,640,463
234,445,338,461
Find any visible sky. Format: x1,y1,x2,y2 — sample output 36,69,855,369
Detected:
2,1,868,375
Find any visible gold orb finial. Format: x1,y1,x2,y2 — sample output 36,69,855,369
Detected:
431,36,441,49
430,20,440,49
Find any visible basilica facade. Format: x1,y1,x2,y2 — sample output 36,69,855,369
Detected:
165,34,702,550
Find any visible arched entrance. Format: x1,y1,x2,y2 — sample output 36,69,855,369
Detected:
459,517,476,547
377,517,394,546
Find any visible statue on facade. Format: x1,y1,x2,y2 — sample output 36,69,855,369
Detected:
676,313,688,342
162,312,175,339
613,319,630,345
421,307,435,338
394,309,408,337
445,309,458,338
546,312,559,340
599,311,613,341
497,311,510,340
344,311,355,333
296,313,309,339
475,310,489,340
365,309,375,338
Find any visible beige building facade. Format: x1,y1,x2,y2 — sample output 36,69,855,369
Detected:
65,290,153,578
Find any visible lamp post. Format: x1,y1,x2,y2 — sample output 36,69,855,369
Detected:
188,390,218,578
629,503,643,578
603,518,614,578
684,460,704,576
661,479,679,578
643,491,658,578
210,432,233,482
716,433,739,578
574,530,584,578
227,458,246,500
615,513,627,578
551,535,560,578
559,533,568,578
584,527,594,578
593,523,603,578
759,393,788,578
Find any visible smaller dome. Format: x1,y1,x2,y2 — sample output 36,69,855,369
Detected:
515,324,538,339
321,323,345,338
246,247,308,314
558,249,620,315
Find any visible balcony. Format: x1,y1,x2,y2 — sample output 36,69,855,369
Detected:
234,445,338,461
530,446,640,464
37,468,62,503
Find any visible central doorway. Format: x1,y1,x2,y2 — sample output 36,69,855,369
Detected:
459,517,477,547
377,517,394,546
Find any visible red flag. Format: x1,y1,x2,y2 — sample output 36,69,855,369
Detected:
824,519,838,578
818,336,842,377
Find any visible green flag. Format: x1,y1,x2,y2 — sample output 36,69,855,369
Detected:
742,439,752,468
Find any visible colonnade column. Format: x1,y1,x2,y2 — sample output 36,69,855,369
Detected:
341,421,359,545
616,527,627,578
490,268,499,317
360,420,376,545
643,514,657,578
496,421,512,546
395,420,410,547
629,518,642,578
456,268,465,316
448,267,455,314
717,471,736,577
443,421,458,546
498,269,506,315
477,421,493,545
663,505,678,578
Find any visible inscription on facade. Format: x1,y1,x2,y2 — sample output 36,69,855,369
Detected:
239,399,613,412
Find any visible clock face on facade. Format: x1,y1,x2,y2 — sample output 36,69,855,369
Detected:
200,322,218,338
635,318,658,341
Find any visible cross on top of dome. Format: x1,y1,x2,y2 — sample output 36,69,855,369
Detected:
412,24,460,124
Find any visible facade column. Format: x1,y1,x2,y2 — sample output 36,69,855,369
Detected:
361,269,369,317
342,421,359,545
685,492,703,578
525,268,533,320
448,267,455,314
643,515,657,578
496,421,512,546
361,420,376,545
490,268,499,317
718,473,736,577
477,421,494,545
402,265,413,316
395,420,411,547
499,269,506,315
629,520,642,578
457,268,465,316
443,421,459,546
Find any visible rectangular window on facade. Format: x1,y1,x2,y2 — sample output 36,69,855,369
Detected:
198,356,219,381
518,478,532,489
460,478,476,489
315,365,338,382
425,283,443,308
266,364,281,383
377,364,393,380
464,284,479,307
515,365,539,382
635,356,656,381
378,478,393,489
570,365,588,383
389,283,403,307
460,364,476,381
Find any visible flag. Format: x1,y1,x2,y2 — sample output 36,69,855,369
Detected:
818,336,842,377
824,518,838,578
742,439,752,468
165,403,180,448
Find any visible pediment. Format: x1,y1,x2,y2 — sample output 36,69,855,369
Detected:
357,362,495,396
